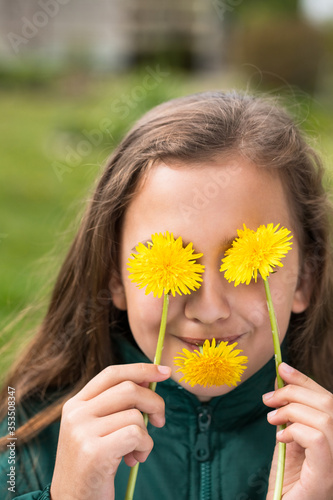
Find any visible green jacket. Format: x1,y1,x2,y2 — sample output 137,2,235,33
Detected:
0,338,277,500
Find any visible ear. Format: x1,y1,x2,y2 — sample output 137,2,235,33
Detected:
291,262,313,314
109,273,127,311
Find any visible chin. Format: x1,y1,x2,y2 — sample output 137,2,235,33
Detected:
178,379,238,401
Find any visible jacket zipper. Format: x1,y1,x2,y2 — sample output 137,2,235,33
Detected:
194,406,212,500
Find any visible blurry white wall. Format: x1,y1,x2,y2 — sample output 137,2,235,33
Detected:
0,0,224,71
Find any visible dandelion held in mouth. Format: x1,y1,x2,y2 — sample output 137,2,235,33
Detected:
174,338,248,388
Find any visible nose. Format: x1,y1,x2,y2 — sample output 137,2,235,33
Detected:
184,266,231,325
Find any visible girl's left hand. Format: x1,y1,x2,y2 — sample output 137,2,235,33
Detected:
264,362,333,499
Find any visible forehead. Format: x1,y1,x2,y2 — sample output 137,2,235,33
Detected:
121,158,295,251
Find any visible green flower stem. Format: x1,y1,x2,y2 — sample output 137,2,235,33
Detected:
149,292,170,392
264,278,286,500
124,464,139,500
125,292,170,500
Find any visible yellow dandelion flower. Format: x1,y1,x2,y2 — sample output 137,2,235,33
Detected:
174,338,248,388
127,231,205,298
220,223,293,286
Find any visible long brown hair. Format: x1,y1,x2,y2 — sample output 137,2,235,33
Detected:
1,90,333,447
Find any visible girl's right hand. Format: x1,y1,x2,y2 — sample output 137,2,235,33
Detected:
50,363,171,500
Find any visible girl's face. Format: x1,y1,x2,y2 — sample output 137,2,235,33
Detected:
111,158,311,400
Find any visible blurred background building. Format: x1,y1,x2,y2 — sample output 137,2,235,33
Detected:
0,0,223,71
0,0,332,94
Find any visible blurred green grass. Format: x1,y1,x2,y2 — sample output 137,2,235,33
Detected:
1,69,333,374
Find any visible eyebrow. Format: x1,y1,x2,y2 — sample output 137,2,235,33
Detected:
131,234,239,253
131,238,153,252
221,235,238,250
131,234,196,252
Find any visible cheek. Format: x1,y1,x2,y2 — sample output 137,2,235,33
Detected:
270,260,299,314
254,270,299,340
237,276,296,334
270,285,296,335
235,283,269,328
125,288,163,354
247,298,269,327
125,281,163,319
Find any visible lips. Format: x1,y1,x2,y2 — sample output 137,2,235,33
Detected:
179,335,243,350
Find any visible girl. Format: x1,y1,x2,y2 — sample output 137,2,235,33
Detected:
1,91,333,500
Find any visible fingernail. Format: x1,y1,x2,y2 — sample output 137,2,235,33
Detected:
280,362,294,374
267,409,277,419
276,429,284,439
262,391,275,401
157,365,170,375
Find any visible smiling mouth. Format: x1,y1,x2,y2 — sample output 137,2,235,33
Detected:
179,335,243,349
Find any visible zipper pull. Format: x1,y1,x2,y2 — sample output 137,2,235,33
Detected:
194,406,211,462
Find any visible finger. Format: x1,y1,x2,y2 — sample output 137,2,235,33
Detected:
78,363,171,400
88,381,165,426
95,405,165,437
124,449,153,468
267,403,333,456
276,423,333,475
94,408,155,437
263,383,333,416
124,452,138,468
103,425,154,465
278,363,330,396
